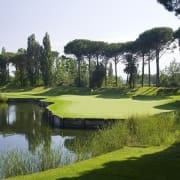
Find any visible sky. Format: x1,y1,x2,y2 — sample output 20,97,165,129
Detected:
0,0,179,78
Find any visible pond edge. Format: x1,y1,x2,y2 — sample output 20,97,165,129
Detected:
7,98,121,129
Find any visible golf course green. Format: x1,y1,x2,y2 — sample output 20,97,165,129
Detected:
2,86,179,119
1,86,180,180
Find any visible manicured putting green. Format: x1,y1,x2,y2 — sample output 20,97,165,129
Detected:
47,95,171,119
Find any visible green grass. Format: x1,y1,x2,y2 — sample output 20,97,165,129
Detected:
1,86,180,179
6,144,180,180
46,95,170,119
1,86,180,119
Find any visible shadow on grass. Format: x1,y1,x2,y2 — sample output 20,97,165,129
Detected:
155,101,180,111
142,88,156,95
156,88,180,96
95,88,130,99
56,143,180,180
33,86,92,97
35,87,132,99
0,86,34,93
132,95,168,101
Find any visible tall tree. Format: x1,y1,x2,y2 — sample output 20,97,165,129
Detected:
102,56,109,87
0,54,8,85
0,48,13,85
105,43,123,86
136,38,148,87
11,49,28,87
124,54,138,89
27,34,42,86
53,56,77,86
64,40,84,86
92,41,106,66
123,41,138,88
136,33,156,87
151,27,173,87
174,28,180,51
157,0,180,16
41,33,53,86
107,62,113,86
108,62,113,78
77,39,95,87
138,27,173,87
90,63,106,88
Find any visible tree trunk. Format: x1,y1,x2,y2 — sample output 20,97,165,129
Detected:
88,56,91,88
141,54,145,87
6,63,9,82
126,74,129,86
156,48,160,87
129,73,132,88
77,57,81,87
105,62,107,87
20,70,23,88
114,56,118,86
148,55,151,87
96,55,99,66
133,77,135,89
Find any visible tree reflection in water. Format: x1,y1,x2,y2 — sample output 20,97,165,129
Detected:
0,103,91,164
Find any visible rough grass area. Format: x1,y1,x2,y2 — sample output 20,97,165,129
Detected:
73,112,180,157
6,144,180,180
0,148,62,178
1,86,180,119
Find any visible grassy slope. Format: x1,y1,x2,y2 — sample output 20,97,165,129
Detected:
2,86,179,119
7,144,180,180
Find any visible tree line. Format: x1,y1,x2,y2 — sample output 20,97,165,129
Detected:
64,27,180,88
0,33,56,87
0,27,180,88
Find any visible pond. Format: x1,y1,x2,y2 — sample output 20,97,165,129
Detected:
0,102,92,178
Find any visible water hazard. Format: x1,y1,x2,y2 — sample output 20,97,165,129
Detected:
0,102,92,177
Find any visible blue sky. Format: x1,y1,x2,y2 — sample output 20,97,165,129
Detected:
0,0,179,77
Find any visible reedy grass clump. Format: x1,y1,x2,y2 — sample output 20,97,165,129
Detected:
0,147,62,178
73,112,180,158
0,94,8,103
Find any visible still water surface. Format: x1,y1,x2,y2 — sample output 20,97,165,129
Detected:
0,102,91,163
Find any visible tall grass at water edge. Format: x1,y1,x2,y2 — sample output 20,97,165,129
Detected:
0,147,62,178
73,112,180,157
